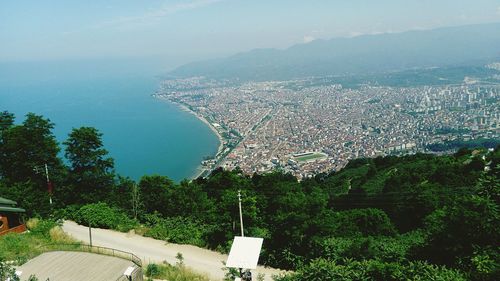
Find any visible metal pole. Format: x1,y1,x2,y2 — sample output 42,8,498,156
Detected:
238,190,244,237
45,163,52,205
89,222,92,247
238,190,244,279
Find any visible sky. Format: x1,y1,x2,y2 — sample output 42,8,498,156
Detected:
1,0,500,68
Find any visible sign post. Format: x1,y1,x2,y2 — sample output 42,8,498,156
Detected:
227,190,263,281
226,236,263,281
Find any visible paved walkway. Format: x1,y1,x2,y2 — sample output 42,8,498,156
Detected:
18,251,135,281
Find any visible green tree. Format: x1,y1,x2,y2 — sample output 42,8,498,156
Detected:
0,111,15,180
165,180,215,221
138,175,173,215
0,113,63,215
108,176,144,219
0,111,14,138
0,113,62,183
420,195,499,267
63,127,114,204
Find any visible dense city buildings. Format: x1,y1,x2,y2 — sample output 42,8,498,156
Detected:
155,78,500,180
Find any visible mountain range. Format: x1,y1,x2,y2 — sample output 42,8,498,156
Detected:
170,23,500,81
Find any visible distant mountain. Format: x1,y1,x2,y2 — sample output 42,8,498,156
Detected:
170,23,500,81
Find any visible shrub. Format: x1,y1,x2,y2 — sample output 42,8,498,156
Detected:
331,208,397,237
275,259,467,281
73,202,137,232
52,205,80,220
143,214,210,247
0,219,60,262
26,218,40,230
420,195,500,267
0,233,32,261
311,230,425,263
145,262,209,281
146,263,160,278
49,226,74,243
0,259,20,281
28,219,58,238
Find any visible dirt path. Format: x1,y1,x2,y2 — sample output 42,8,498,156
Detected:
62,221,284,281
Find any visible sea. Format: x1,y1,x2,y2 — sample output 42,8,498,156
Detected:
0,59,220,181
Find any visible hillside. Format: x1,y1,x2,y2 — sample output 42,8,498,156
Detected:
1,111,499,280
171,23,500,81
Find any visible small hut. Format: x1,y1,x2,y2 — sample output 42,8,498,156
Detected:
0,196,26,236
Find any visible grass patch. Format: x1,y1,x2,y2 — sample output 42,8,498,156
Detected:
0,219,76,264
145,262,210,281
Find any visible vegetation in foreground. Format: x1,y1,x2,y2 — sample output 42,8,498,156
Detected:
0,219,75,264
0,218,75,281
145,255,210,281
1,111,499,280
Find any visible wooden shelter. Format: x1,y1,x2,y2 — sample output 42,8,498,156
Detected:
0,196,26,236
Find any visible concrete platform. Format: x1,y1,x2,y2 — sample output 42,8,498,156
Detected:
18,251,136,281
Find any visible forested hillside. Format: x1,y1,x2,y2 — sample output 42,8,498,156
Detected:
1,111,499,280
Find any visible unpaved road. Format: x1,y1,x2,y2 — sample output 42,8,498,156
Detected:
62,221,284,281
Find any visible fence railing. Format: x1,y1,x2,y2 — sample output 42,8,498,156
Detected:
37,243,142,268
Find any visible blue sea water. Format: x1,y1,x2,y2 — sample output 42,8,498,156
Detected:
0,59,219,181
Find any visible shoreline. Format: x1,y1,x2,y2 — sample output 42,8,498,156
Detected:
155,96,225,179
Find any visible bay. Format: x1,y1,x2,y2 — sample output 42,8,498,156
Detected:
0,59,219,181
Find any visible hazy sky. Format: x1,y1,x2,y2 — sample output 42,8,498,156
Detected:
1,0,500,67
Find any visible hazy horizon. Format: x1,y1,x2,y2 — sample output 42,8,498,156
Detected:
2,0,500,69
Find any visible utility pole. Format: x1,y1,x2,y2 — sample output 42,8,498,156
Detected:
237,190,244,280
45,163,53,205
89,221,92,247
238,190,244,237
34,163,53,205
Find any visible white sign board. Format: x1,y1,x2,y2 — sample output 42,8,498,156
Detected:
226,236,263,269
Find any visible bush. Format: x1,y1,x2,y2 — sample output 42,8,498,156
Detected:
0,259,20,281
145,262,209,281
146,263,160,278
49,226,74,243
420,195,499,266
0,233,33,262
311,230,425,263
468,247,500,281
331,208,397,237
52,205,80,220
275,259,467,281
0,219,63,263
28,219,58,238
73,202,137,232
26,218,40,230
143,214,210,247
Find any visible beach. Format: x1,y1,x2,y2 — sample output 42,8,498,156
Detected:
155,95,226,179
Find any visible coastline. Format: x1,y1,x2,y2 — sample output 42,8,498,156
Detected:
155,96,225,179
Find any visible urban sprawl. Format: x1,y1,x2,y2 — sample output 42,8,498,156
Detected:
155,78,500,180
